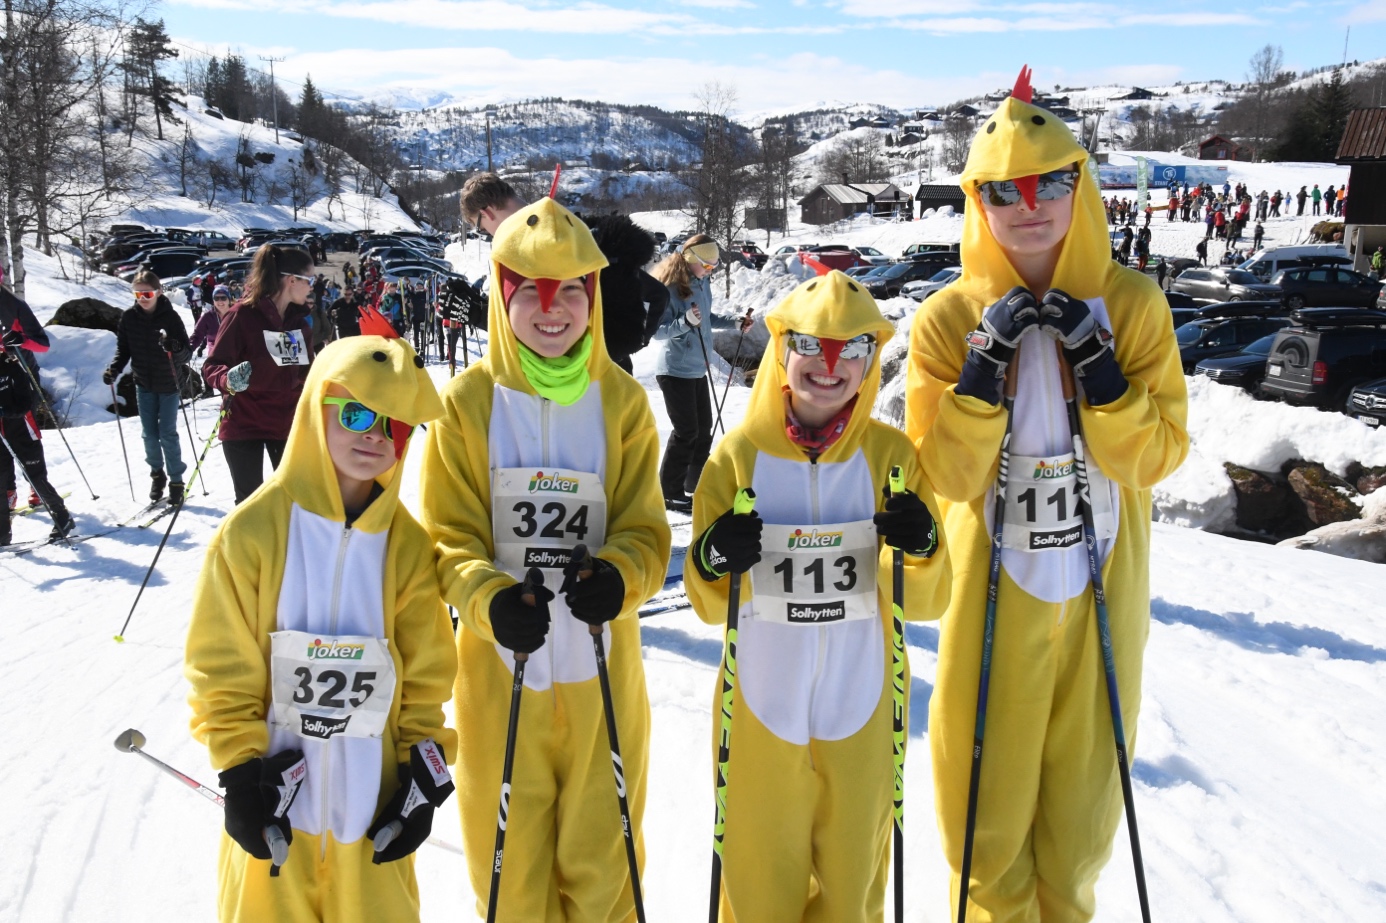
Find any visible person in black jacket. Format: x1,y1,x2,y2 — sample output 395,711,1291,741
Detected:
103,270,191,504
0,273,74,542
582,212,670,374
330,286,362,339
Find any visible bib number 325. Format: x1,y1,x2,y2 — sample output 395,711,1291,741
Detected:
270,631,397,742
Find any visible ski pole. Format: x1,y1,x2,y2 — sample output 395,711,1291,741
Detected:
888,465,907,923
1056,346,1152,923
568,544,648,923
111,380,136,502
10,349,98,499
166,350,208,497
956,341,1021,923
693,322,726,438
487,567,545,923
707,487,755,923
114,400,229,643
715,308,753,421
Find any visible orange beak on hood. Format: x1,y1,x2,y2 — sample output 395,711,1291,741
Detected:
818,337,846,375
533,278,561,312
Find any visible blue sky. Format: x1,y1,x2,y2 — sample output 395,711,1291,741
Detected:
159,0,1386,113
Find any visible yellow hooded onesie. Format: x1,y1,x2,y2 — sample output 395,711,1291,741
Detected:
418,197,671,921
904,71,1188,922
185,333,456,923
688,271,951,922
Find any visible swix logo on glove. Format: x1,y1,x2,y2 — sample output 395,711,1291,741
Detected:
417,738,452,789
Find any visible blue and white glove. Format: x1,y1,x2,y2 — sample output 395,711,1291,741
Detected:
225,361,253,394
956,286,1038,405
1039,289,1128,406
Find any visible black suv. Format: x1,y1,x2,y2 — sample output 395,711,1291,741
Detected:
1261,308,1386,411
1273,265,1383,309
1347,377,1386,429
1174,302,1290,373
862,259,951,299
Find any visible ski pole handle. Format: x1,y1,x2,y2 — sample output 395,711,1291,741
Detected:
570,544,595,581
514,567,545,664
264,825,289,871
732,487,756,519
1055,346,1077,400
888,465,905,498
373,819,405,852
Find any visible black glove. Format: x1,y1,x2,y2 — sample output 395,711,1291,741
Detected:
218,749,306,861
102,366,118,386
2,328,23,348
693,506,763,582
488,575,554,654
366,738,455,864
956,287,1038,405
560,553,625,625
157,331,169,351
1038,289,1128,406
873,487,939,558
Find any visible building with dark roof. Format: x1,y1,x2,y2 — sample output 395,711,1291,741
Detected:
798,182,910,224
1335,108,1386,274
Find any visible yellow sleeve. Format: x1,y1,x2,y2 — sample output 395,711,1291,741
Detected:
388,514,460,764
419,371,514,643
184,527,271,771
686,433,759,626
867,427,953,623
1078,275,1190,489
600,376,673,616
905,291,1009,504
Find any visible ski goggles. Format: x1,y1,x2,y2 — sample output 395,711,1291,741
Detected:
785,331,876,361
683,242,720,269
976,169,1080,208
322,397,413,443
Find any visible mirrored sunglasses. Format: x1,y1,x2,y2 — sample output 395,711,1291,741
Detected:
133,291,158,300
321,397,413,442
785,331,875,361
976,169,1080,208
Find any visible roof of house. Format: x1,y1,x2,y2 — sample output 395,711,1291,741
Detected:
1336,108,1386,162
803,183,905,205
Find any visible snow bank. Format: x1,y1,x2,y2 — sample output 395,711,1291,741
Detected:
1278,489,1386,563
40,327,118,426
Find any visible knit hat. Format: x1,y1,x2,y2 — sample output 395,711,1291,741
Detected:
212,285,230,299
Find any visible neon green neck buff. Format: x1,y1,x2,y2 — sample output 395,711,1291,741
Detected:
517,333,593,405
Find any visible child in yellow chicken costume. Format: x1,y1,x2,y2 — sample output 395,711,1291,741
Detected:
905,67,1188,922
687,271,951,921
419,197,670,920
185,319,458,923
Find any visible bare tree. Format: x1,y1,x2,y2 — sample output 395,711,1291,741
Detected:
286,156,312,221
684,81,753,265
941,115,974,173
815,130,888,186
176,121,197,196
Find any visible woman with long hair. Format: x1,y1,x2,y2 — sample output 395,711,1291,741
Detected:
203,244,317,503
650,234,719,511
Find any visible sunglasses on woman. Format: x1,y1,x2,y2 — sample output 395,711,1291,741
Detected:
976,169,1080,208
133,291,158,300
322,397,413,442
785,331,876,361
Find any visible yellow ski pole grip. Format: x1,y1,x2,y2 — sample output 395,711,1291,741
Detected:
733,487,757,516
888,466,905,498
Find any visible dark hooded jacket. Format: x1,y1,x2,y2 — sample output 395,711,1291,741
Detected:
583,213,668,360
108,295,191,394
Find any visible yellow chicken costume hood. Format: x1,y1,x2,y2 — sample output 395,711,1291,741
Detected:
956,65,1114,304
745,270,895,464
485,196,612,394
276,329,443,533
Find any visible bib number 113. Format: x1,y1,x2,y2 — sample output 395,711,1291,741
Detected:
772,555,858,594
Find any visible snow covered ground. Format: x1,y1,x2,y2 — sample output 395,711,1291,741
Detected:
4,300,1386,922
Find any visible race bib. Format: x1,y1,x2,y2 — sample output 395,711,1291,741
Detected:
750,520,878,625
262,329,309,366
269,631,397,741
491,467,607,574
1002,453,1116,552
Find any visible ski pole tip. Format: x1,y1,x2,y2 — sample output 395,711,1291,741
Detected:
113,635,125,643
114,728,146,751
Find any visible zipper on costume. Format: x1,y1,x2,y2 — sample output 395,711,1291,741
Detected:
322,522,352,860
540,398,551,467
809,459,820,525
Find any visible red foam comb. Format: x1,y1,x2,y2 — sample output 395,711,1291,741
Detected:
549,164,562,199
1012,65,1033,104
357,304,400,339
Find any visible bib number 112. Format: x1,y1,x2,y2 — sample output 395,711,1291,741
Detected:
1014,484,1082,523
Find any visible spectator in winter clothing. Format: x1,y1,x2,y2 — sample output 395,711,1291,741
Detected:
407,281,429,357
191,285,233,356
1252,222,1265,250
331,287,363,339
1155,257,1169,289
1296,186,1308,216
379,283,404,336
1271,190,1282,217
306,291,334,355
203,244,316,504
1311,184,1322,215
459,172,523,237
1337,186,1347,216
103,270,191,505
1372,246,1384,280
1196,238,1208,266
582,212,671,374
0,274,74,543
652,235,719,510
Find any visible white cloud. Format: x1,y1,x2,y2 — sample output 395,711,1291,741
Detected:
1344,0,1386,21
679,0,756,8
274,46,997,111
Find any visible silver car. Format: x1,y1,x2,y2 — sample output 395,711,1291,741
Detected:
902,266,962,302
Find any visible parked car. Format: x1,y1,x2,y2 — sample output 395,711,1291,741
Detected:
116,251,204,282
1192,332,1281,392
103,245,204,275
1169,267,1282,303
902,242,959,259
801,245,867,272
862,260,950,299
737,242,768,269
1174,303,1290,373
902,266,962,302
1346,377,1386,428
1272,265,1383,309
851,246,891,266
843,265,877,278
1238,244,1348,281
1164,290,1200,328
188,230,237,250
1261,308,1386,411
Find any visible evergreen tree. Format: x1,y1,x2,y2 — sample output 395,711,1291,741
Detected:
122,18,181,140
1272,68,1357,162
297,74,326,139
203,58,223,110
218,54,251,122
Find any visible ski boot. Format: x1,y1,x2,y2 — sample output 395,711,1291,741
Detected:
48,506,74,542
168,481,185,506
5,489,14,512
28,489,39,508
150,469,167,502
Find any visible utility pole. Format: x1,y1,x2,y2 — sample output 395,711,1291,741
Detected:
485,109,496,172
260,55,285,143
